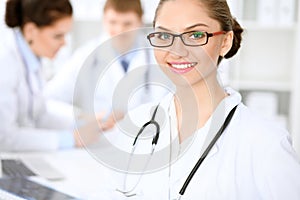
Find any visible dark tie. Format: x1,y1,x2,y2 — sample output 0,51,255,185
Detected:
121,59,129,73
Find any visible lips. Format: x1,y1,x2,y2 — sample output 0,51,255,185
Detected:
168,62,197,74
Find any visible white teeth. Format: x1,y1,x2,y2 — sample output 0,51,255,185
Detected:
171,63,196,69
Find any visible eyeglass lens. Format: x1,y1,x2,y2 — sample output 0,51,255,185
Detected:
148,31,208,47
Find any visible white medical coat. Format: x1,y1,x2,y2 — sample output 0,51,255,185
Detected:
0,30,74,151
45,33,173,115
99,88,300,200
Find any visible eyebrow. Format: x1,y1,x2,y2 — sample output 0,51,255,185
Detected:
156,23,209,32
185,23,209,30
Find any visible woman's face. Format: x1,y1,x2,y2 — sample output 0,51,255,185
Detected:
153,0,232,87
30,17,73,59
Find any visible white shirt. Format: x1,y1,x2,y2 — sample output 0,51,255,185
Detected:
97,88,300,200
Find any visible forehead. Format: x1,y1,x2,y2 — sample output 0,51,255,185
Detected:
155,0,219,32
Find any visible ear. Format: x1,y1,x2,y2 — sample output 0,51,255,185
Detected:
23,22,39,44
220,31,234,57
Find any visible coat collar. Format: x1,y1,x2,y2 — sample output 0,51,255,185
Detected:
164,87,241,183
14,29,41,73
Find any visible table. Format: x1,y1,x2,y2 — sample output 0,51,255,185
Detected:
0,149,117,200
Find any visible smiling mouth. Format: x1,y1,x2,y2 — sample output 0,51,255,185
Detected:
169,62,197,69
167,62,197,74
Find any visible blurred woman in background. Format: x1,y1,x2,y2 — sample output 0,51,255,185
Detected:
0,0,99,151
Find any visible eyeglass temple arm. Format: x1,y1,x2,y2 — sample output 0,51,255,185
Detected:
207,31,227,37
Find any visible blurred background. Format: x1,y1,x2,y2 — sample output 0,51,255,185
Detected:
1,0,300,154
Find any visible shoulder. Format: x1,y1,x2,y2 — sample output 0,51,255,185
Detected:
229,103,292,155
70,36,106,63
75,37,103,56
226,102,299,166
237,103,288,137
0,31,22,78
224,87,288,139
228,104,300,198
236,105,300,196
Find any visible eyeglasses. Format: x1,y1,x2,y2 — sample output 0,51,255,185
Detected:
147,31,226,47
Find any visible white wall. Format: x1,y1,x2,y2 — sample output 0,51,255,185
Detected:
0,0,10,45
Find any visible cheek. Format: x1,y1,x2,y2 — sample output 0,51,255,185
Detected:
154,48,167,65
104,22,117,36
207,40,223,62
108,26,117,36
39,35,58,57
40,36,55,51
194,45,221,67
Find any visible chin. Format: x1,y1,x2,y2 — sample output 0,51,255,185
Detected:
45,55,55,59
46,52,57,59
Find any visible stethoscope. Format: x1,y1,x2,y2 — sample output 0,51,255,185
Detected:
116,102,238,199
115,105,160,197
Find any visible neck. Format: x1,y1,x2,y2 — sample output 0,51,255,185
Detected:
174,78,227,143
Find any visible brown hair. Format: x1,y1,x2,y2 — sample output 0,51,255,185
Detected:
153,0,244,62
103,0,143,18
5,0,73,30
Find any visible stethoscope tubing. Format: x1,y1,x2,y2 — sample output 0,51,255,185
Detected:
178,104,238,196
134,103,238,198
120,93,238,198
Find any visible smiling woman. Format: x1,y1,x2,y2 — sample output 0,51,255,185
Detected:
104,0,300,199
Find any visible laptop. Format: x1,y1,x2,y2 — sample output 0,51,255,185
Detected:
0,158,65,180
0,177,79,200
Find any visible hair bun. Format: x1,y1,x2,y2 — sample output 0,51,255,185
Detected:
5,0,23,28
225,18,244,59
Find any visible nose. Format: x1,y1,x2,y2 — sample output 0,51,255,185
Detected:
59,35,68,47
168,36,189,58
61,37,66,46
113,24,127,36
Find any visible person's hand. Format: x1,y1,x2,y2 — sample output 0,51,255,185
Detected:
73,112,109,148
96,110,125,131
74,112,124,147
73,111,125,148
73,116,101,148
